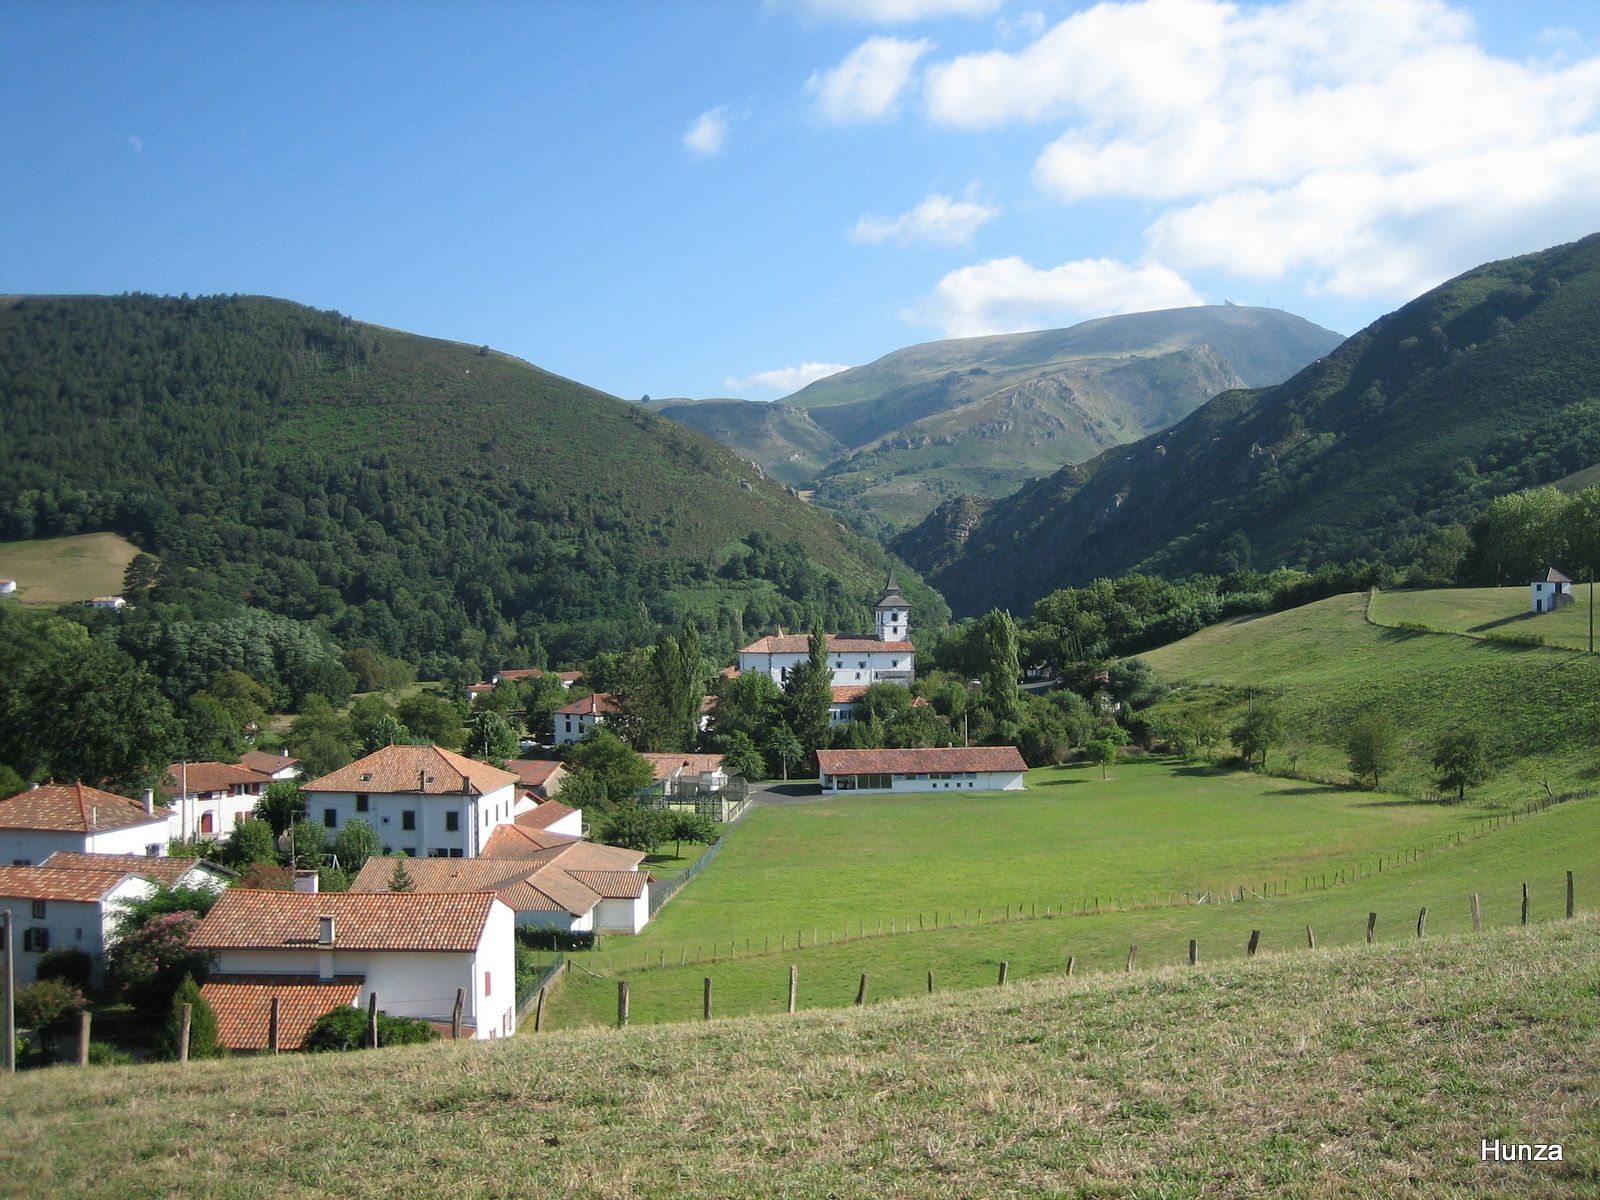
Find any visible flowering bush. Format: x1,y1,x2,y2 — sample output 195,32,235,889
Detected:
108,911,208,1011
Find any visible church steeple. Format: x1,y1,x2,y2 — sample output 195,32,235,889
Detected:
874,570,909,642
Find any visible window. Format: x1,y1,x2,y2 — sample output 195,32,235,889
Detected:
75,928,83,941
200,812,214,834
484,971,492,997
356,794,369,812
145,844,161,857
448,849,463,858
402,811,416,831
359,773,373,782
429,849,449,858
446,811,459,832
31,899,46,919
323,808,337,829
23,927,48,952
12,859,29,867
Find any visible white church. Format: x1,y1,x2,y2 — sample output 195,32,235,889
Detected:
737,573,915,686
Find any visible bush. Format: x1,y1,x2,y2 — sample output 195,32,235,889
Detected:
86,1042,136,1066
163,976,221,1060
515,927,595,952
303,1005,440,1051
35,947,93,990
14,978,86,1037
108,911,208,1011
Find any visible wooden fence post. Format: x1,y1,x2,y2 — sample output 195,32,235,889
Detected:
1305,925,1316,950
855,974,869,1006
1522,882,1530,926
1066,955,1076,976
534,986,547,1033
1188,939,1198,966
1247,930,1260,958
997,961,1009,986
617,980,630,1028
451,988,465,1041
367,993,378,1050
1567,870,1575,919
1125,945,1137,973
1416,907,1427,939
787,965,797,1014
1470,893,1481,932
1366,912,1377,944
703,977,713,1021
179,1003,193,1064
268,997,281,1055
77,1010,91,1066
927,970,935,994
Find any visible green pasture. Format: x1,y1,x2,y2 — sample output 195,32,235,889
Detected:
0,532,142,606
1370,584,1596,652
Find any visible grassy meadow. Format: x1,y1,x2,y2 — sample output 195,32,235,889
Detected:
5,919,1596,1198
1143,590,1600,803
0,531,142,606
1371,584,1597,652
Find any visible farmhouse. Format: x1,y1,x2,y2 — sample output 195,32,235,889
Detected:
41,850,234,892
504,758,569,801
302,744,520,859
164,761,269,839
0,579,15,595
352,836,650,934
0,865,153,984
191,889,518,1045
0,782,173,865
239,749,301,781
816,746,1028,794
554,692,621,745
1531,567,1575,613
86,595,126,610
737,574,915,687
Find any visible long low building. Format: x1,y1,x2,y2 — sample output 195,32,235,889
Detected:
816,746,1029,794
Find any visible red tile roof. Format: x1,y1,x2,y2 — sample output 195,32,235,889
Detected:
201,975,364,1051
303,744,517,797
0,865,142,902
494,668,542,682
556,692,621,717
739,634,914,654
816,746,1028,775
0,782,169,833
640,753,726,783
481,824,582,856
505,759,565,789
516,799,578,829
239,751,300,776
163,762,266,796
567,870,648,899
350,839,645,917
41,851,234,884
830,686,869,703
190,890,499,952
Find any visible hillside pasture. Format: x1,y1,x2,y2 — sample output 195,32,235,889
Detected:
1371,584,1595,652
0,531,142,605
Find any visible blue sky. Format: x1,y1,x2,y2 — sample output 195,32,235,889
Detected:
5,0,1599,400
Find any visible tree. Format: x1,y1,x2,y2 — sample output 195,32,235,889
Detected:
721,730,766,782
665,810,719,858
196,670,272,732
1190,715,1225,758
36,947,93,990
397,693,465,750
764,725,805,782
601,804,670,854
387,859,416,893
554,768,609,811
1083,737,1118,780
108,911,207,1010
286,817,326,870
331,818,381,873
1106,659,1167,709
254,780,306,835
567,728,653,806
857,682,913,726
1230,702,1285,769
179,694,247,761
122,552,160,601
113,884,221,937
1432,729,1491,802
975,609,1023,728
163,976,220,1060
221,817,278,869
1345,713,1401,789
287,696,354,778
465,709,519,761
781,628,832,761
14,978,86,1051
707,670,781,749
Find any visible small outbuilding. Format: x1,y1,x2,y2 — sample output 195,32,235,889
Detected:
1531,568,1575,614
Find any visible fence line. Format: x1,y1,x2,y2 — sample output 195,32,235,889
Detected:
645,787,761,918
517,954,566,1018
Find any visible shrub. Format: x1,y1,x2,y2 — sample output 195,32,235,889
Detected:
86,1042,136,1066
108,911,207,1011
14,979,86,1037
303,1006,439,1051
163,976,221,1060
36,947,93,990
516,928,595,952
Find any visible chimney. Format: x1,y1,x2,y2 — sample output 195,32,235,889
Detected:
318,915,335,945
281,747,289,759
293,870,320,894
142,788,155,815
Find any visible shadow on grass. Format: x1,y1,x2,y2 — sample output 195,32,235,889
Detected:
1274,784,1347,796
1171,764,1232,778
1033,778,1090,788
1468,613,1535,633
1351,796,1445,808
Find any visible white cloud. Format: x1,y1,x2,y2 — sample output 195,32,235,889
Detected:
915,0,1600,303
683,108,730,157
778,0,999,23
912,256,1204,337
726,361,853,395
851,193,998,245
807,36,933,122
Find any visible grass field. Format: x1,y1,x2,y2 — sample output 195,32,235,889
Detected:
5,919,1595,1198
550,783,1599,1029
1143,591,1600,803
1371,584,1597,652
0,532,142,606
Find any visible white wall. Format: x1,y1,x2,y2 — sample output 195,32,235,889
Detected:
820,770,1026,794
307,782,517,859
738,649,914,687
0,877,152,985
2,820,169,867
554,712,601,745
594,891,649,934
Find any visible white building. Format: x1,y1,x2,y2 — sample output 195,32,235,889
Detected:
86,595,126,610
553,692,620,745
0,865,154,984
192,889,518,1046
351,834,650,936
737,573,915,687
164,762,270,840
302,744,520,859
1531,568,1575,614
0,782,174,866
0,579,15,595
816,746,1028,794
240,750,302,782
41,850,235,893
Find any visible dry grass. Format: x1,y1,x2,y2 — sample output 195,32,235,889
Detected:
3,920,1597,1198
0,532,142,606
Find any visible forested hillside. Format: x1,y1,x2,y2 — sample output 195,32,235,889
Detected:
919,234,1600,615
0,295,942,673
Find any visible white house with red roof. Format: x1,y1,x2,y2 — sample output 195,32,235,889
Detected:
554,692,621,745
816,746,1028,794
41,850,235,892
0,864,154,984
191,889,518,1045
0,782,173,865
302,744,520,859
738,573,915,687
240,749,301,782
163,761,270,840
1531,567,1576,613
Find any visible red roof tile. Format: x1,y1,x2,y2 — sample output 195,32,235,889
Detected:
830,685,869,703
201,975,363,1051
239,751,300,776
816,746,1027,775
0,865,142,902
303,745,517,797
556,692,621,717
0,782,169,833
739,634,914,654
163,762,267,796
504,760,565,789
640,753,726,782
516,799,577,829
190,890,498,952
41,851,233,884
567,870,648,899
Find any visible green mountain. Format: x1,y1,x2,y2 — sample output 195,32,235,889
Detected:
0,294,944,670
658,307,1341,534
913,233,1600,616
